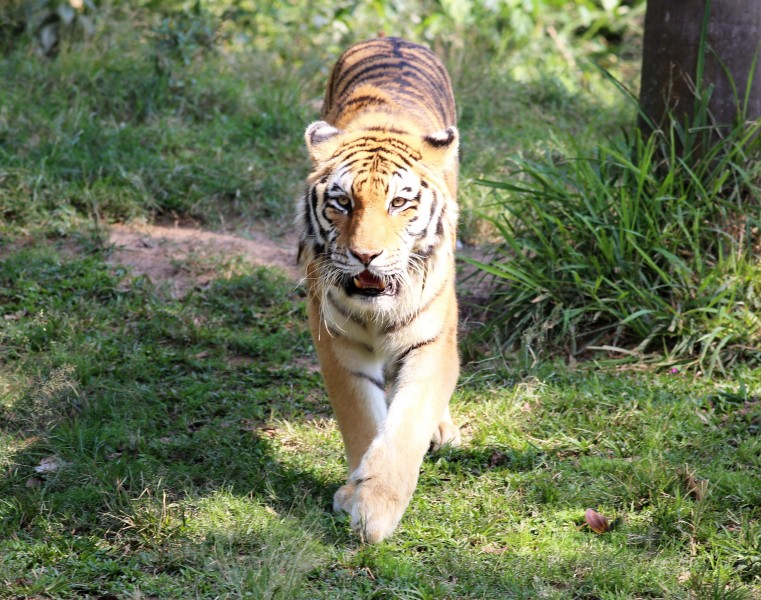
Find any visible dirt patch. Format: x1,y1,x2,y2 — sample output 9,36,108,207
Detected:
106,222,496,308
107,223,301,297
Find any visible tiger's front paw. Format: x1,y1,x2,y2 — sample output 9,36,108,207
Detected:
334,476,410,543
333,481,356,513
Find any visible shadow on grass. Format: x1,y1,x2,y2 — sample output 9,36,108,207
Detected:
0,244,350,548
0,242,569,597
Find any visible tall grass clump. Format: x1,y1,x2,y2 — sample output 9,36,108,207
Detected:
472,103,761,373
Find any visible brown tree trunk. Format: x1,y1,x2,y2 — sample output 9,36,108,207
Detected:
639,0,761,136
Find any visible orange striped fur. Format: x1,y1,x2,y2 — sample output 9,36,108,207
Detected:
296,37,460,543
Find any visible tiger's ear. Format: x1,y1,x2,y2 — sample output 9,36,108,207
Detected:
422,126,459,168
305,121,343,164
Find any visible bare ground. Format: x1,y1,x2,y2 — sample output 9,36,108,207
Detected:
105,222,493,341
107,223,301,297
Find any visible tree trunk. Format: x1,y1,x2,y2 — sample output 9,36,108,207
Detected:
639,0,761,136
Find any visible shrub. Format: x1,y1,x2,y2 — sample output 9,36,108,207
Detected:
471,103,761,373
0,0,97,56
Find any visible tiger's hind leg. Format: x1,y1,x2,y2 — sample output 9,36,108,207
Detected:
431,404,461,451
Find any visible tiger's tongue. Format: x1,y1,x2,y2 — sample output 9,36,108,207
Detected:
354,270,386,290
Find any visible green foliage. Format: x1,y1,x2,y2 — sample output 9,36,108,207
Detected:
0,0,97,56
473,82,761,373
150,0,220,74
468,1,761,373
228,0,643,61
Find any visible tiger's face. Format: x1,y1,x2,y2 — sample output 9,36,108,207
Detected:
300,121,459,316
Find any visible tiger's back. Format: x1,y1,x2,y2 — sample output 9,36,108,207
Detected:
322,37,456,135
297,37,461,544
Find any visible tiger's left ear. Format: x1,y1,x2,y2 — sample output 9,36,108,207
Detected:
422,126,459,168
305,120,343,164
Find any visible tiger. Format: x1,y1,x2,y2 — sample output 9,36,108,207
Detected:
296,36,461,543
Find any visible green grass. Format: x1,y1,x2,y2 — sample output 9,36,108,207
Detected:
1,246,759,597
468,3,761,374
2,2,760,598
0,14,310,232
470,96,761,374
0,0,639,239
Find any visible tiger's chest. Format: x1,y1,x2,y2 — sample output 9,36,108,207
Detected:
320,276,451,366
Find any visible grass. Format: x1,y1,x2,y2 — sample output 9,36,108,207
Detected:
470,124,761,372
0,0,638,238
468,1,761,373
1,246,759,597
0,13,310,232
1,1,760,598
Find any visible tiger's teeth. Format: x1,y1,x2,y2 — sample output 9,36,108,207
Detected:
353,275,386,290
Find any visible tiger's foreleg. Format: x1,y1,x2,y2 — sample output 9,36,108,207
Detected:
308,301,387,474
334,323,460,543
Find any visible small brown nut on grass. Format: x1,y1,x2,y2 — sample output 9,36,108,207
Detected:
584,508,610,534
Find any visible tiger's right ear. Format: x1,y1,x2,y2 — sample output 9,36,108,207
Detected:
421,126,459,169
305,121,343,164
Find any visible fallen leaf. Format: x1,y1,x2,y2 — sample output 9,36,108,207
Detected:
258,426,279,438
481,543,508,555
680,467,709,500
584,508,610,534
243,421,279,437
34,456,63,475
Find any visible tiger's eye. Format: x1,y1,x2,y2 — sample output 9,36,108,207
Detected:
390,197,407,209
335,196,351,208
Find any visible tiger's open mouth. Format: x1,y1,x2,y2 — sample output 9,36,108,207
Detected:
345,270,397,297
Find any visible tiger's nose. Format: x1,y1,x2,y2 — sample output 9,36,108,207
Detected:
351,249,383,266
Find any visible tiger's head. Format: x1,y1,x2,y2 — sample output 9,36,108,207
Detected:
298,119,459,319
